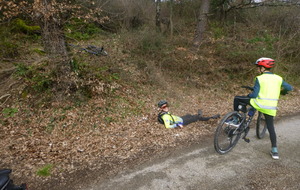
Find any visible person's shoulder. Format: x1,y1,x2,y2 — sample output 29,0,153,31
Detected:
273,73,283,79
159,111,170,117
159,111,169,114
262,72,282,79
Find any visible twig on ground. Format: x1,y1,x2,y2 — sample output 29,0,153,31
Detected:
0,94,11,107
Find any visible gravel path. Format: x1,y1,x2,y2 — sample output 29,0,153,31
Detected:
90,114,300,190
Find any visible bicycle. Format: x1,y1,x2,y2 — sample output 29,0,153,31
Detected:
68,43,108,56
214,86,267,154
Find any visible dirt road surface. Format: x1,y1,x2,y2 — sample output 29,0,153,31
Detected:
89,114,300,190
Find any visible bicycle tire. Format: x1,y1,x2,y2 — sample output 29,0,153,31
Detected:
256,111,267,139
214,111,242,154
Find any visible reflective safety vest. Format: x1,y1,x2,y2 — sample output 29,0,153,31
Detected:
250,73,282,116
158,111,183,128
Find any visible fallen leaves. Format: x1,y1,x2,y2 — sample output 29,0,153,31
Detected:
0,83,299,190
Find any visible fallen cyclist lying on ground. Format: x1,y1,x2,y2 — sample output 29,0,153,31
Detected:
157,100,220,129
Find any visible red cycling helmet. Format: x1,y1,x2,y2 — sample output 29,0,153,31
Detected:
254,57,275,68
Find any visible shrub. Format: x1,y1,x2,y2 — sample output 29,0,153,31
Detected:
0,42,19,58
14,63,53,93
134,29,167,55
65,19,103,40
2,107,18,118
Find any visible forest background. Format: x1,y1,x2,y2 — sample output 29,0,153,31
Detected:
0,0,300,189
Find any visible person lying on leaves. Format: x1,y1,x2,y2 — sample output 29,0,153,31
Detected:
157,100,220,129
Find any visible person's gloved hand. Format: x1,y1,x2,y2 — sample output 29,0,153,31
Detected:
280,89,288,95
211,114,220,119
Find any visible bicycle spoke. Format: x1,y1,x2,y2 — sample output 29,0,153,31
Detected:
214,111,242,154
256,112,267,139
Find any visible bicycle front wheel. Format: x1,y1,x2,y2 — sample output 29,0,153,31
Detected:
256,112,267,139
214,111,242,154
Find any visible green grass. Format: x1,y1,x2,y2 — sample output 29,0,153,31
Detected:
36,164,53,177
2,107,18,118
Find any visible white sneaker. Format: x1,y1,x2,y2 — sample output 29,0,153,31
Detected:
225,119,239,127
270,151,279,160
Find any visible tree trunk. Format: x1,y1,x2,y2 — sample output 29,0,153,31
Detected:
40,20,68,58
40,20,76,99
156,0,161,32
193,0,210,47
36,0,76,99
36,0,68,58
170,0,174,38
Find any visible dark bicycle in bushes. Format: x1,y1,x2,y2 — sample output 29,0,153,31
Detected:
214,86,267,154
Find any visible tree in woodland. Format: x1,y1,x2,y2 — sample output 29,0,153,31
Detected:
193,0,210,47
0,0,108,98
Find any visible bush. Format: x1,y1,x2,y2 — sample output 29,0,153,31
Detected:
14,63,53,93
2,107,18,118
134,29,167,55
65,19,103,40
0,42,19,58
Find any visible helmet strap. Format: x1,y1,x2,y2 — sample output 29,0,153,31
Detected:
259,66,265,74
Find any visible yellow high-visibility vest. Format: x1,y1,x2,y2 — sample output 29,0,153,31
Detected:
160,112,183,128
250,73,282,116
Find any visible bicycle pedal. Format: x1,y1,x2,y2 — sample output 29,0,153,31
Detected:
243,137,250,143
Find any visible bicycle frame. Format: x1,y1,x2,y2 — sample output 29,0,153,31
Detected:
238,106,255,135
245,112,255,128
227,105,255,143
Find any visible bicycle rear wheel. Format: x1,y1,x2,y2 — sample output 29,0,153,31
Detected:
214,111,242,154
256,111,267,139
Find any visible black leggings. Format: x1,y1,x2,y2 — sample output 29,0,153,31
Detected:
233,96,277,148
234,96,251,111
181,114,212,126
264,114,277,148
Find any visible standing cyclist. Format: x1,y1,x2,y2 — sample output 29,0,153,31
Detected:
233,57,293,159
